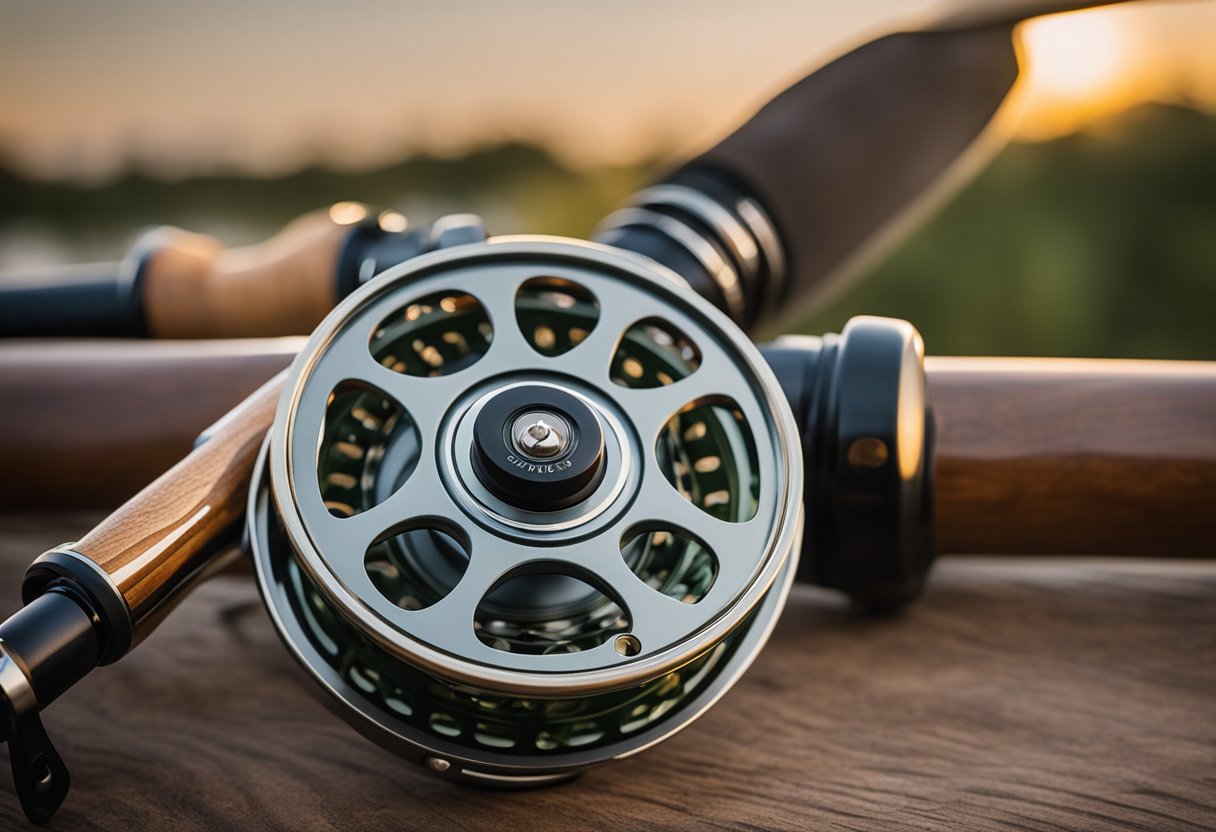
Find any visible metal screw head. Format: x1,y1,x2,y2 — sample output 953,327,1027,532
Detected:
846,436,889,471
511,411,569,459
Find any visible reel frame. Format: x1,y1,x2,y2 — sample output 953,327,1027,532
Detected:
250,237,804,782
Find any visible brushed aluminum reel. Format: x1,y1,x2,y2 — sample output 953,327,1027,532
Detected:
248,237,802,785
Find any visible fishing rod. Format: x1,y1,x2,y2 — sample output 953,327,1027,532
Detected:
1,1,1124,340
0,0,1204,824
4,340,1214,556
2,242,1211,824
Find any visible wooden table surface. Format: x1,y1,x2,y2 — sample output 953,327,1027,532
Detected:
1,514,1213,831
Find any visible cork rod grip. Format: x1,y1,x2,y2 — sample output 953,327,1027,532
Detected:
69,374,284,639
142,209,351,338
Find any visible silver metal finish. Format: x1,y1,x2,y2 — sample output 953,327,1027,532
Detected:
597,207,746,325
250,236,802,783
249,440,802,785
0,641,38,731
630,185,762,299
268,238,799,693
430,214,489,250
511,412,568,459
734,197,787,322
445,378,634,535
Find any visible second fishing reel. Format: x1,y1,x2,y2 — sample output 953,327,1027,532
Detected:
248,236,930,785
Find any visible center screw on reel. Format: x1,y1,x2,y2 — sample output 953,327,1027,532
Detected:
471,384,606,511
512,415,566,458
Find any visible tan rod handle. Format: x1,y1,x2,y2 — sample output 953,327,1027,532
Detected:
141,209,351,339
55,372,283,644
0,203,421,340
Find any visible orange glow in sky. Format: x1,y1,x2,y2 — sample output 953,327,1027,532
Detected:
1026,13,1127,95
0,1,1212,178
1013,3,1210,141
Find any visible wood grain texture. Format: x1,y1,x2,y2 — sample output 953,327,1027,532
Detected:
929,357,1216,556
0,516,1212,831
0,339,297,510
69,375,282,638
143,209,349,339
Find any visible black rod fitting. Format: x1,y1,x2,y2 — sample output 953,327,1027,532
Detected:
760,316,935,611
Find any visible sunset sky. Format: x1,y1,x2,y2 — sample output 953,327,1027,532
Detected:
2,0,1213,181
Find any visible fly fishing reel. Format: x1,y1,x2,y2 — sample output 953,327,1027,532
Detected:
248,237,803,783
3,1,1198,821
0,230,931,821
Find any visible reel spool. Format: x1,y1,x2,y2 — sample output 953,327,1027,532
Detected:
249,237,803,784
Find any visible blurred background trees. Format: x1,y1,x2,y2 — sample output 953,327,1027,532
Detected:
2,1,1213,358
2,102,1211,358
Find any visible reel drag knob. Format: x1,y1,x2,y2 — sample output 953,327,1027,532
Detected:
250,237,802,786
471,384,606,511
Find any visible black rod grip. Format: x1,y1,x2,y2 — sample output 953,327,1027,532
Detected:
0,590,100,716
0,262,143,337
673,26,1018,326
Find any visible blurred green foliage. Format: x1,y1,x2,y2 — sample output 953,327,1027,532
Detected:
1,103,1212,359
0,142,646,247
797,103,1216,359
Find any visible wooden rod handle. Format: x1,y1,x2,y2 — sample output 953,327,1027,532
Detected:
142,209,353,338
929,357,1216,556
68,373,283,639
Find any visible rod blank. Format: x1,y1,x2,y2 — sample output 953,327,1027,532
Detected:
0,342,1212,561
929,357,1216,557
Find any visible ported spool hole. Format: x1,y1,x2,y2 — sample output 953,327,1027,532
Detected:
614,634,641,657
621,527,717,604
515,276,600,357
370,290,492,377
280,531,745,761
474,567,629,655
657,398,759,522
318,382,418,518
611,317,702,389
365,526,470,611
